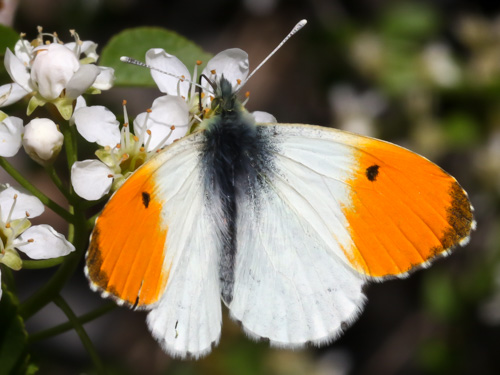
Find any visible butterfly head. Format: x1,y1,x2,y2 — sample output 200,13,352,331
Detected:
210,75,239,115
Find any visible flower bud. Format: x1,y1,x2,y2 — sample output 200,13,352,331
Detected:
30,43,80,100
23,118,64,166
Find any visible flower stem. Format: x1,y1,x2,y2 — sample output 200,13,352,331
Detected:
19,208,88,319
28,302,116,343
0,157,75,224
61,121,78,171
53,294,105,373
45,165,74,203
19,251,80,319
22,256,65,269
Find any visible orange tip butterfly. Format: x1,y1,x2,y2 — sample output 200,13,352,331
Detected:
85,20,475,359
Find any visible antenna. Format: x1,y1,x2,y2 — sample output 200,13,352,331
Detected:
120,56,214,94
242,19,307,88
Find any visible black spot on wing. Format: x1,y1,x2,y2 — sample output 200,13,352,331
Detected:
366,164,380,181
142,192,150,208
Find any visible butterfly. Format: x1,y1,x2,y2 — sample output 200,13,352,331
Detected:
85,21,475,359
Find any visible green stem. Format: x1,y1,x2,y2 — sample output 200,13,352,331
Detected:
53,295,105,373
86,212,100,231
19,209,88,319
45,165,74,203
28,302,116,343
0,157,74,224
0,265,16,295
19,252,79,319
61,122,78,171
22,256,65,269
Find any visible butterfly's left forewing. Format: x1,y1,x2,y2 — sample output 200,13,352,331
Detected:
86,132,222,358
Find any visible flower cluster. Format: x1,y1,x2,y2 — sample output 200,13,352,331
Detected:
0,27,114,120
70,47,275,201
0,28,115,299
0,185,74,300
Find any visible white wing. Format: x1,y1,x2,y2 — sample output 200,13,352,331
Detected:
87,132,222,359
229,122,473,347
146,133,222,358
228,124,366,347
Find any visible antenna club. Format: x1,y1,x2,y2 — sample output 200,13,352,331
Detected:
120,56,129,62
240,19,308,89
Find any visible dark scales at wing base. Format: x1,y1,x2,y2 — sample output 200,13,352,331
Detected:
201,77,276,304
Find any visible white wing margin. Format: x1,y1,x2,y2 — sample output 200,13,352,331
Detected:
228,124,366,347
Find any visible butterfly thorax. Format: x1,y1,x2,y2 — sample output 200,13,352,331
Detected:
201,81,276,304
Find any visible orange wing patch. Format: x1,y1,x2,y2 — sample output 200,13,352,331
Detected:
86,163,169,307
342,138,474,278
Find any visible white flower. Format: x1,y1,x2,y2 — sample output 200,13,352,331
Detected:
0,113,24,157
133,95,190,151
73,105,120,147
200,48,250,92
22,118,64,165
0,29,115,120
71,101,185,200
251,111,276,123
0,184,75,297
71,48,275,201
31,43,86,100
147,48,249,97
146,48,274,128
71,160,114,201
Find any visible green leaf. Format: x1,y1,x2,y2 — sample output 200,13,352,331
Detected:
0,25,19,57
0,284,30,374
100,27,213,87
0,25,19,83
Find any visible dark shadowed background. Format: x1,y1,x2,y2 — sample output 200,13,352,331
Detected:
1,0,500,374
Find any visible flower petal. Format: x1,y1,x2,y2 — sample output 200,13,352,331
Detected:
65,64,100,99
0,184,44,221
31,44,80,100
4,48,32,92
252,111,277,123
65,40,99,62
0,116,23,157
16,224,75,259
71,160,113,200
92,67,115,90
146,48,191,97
133,95,189,150
0,83,30,107
14,39,33,66
202,48,249,90
73,105,120,146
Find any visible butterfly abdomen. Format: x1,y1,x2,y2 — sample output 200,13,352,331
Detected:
202,108,275,303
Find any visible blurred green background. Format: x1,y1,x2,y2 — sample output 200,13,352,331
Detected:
1,0,500,374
